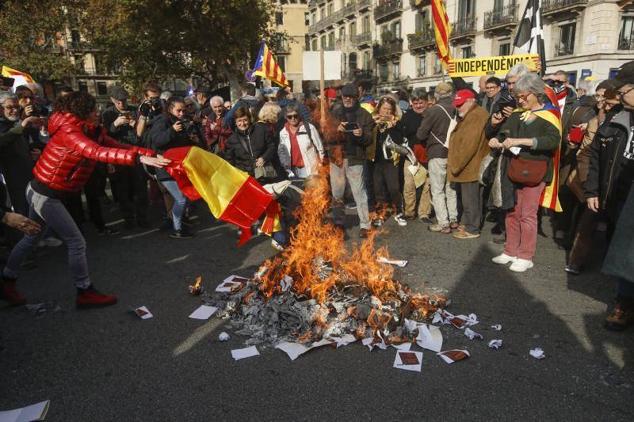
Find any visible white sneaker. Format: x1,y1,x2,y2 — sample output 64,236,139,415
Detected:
509,259,534,272
491,253,516,265
394,214,407,227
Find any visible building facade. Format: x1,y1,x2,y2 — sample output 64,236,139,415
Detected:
271,0,310,91
307,0,634,93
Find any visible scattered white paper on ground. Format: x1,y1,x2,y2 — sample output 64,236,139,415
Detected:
530,347,545,359
133,306,153,320
437,349,471,364
491,324,502,331
188,305,218,320
416,324,443,352
377,256,408,267
218,332,230,342
450,313,479,329
215,275,249,293
275,342,311,361
393,350,423,372
329,334,357,348
0,400,50,422
311,338,334,348
403,318,420,333
464,327,483,340
362,337,375,350
231,346,260,361
391,342,412,351
488,339,503,349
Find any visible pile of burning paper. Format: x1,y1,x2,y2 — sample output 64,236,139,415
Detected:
200,168,511,366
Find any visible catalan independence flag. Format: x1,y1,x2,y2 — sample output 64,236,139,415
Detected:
252,41,288,87
164,147,281,245
431,0,452,68
532,104,563,212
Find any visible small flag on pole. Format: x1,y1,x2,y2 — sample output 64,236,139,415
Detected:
1,66,35,90
513,0,546,75
431,0,452,68
251,41,288,87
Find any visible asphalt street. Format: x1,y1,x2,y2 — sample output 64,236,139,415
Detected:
1,200,633,421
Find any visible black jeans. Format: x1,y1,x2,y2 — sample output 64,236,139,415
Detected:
114,164,149,223
458,181,482,234
373,160,402,214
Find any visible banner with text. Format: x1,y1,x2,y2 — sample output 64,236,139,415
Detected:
447,54,541,77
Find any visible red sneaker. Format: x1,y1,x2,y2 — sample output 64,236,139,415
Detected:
76,286,118,309
1,279,26,306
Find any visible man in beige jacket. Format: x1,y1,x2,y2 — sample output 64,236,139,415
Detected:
447,89,491,239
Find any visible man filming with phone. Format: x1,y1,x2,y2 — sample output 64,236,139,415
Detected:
329,83,374,238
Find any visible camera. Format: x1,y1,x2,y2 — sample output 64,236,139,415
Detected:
140,97,163,117
493,89,517,115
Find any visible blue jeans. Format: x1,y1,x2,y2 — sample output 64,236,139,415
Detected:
330,159,370,229
3,184,91,288
160,180,187,231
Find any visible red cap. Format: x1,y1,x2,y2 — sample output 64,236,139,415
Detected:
452,89,476,107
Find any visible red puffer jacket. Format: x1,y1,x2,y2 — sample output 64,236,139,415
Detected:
33,112,154,192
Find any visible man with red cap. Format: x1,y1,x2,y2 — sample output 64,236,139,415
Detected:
447,89,491,239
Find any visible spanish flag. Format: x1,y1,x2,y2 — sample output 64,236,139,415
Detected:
252,41,288,87
533,103,563,212
164,147,281,245
1,65,35,89
431,0,452,68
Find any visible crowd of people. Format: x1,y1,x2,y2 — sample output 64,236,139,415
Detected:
0,60,632,331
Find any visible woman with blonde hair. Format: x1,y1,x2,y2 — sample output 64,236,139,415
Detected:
368,95,407,227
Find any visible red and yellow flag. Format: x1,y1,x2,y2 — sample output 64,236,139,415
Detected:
1,65,35,89
164,147,281,245
431,0,452,68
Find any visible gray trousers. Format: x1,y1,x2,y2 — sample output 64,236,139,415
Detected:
428,157,458,226
330,159,370,229
458,181,482,234
3,183,91,288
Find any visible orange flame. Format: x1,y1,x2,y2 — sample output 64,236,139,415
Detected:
259,163,404,304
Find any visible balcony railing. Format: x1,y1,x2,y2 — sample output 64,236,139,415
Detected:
483,2,518,32
374,38,403,60
450,16,477,40
357,0,371,11
619,37,634,50
352,31,373,47
341,2,357,18
374,0,402,22
407,28,435,50
542,0,588,16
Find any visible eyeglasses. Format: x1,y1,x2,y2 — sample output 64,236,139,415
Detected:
3,105,18,110
516,92,533,102
286,114,299,120
485,85,498,90
617,86,634,99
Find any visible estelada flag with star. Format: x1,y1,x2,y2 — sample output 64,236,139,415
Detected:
163,147,281,245
251,41,288,87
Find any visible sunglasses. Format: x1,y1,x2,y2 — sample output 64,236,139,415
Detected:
286,114,299,120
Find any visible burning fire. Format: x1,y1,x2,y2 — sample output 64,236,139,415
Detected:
189,276,203,295
258,164,445,322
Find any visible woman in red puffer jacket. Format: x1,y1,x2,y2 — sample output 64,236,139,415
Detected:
0,91,170,309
